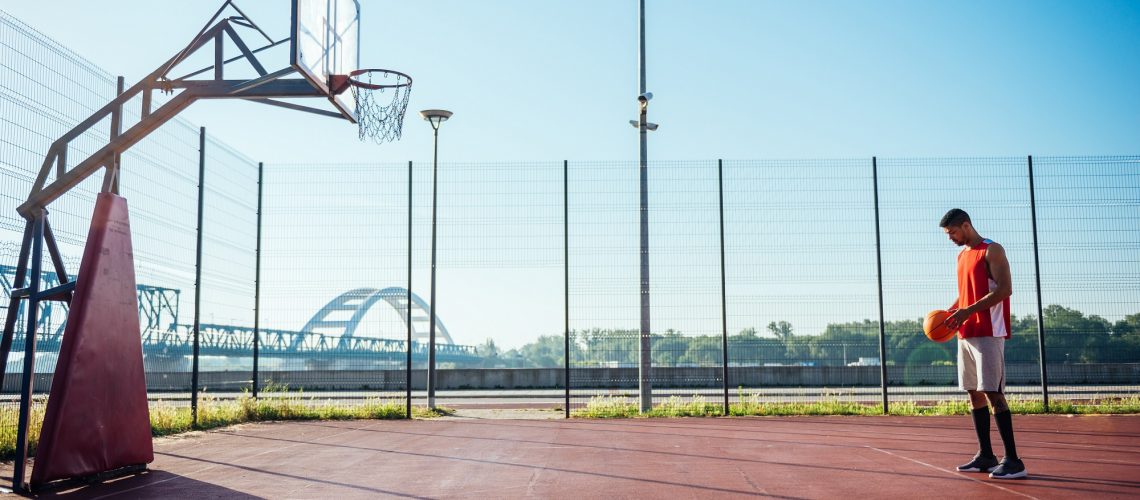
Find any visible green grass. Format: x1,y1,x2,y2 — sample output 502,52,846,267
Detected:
572,392,1140,418
0,386,453,461
4,389,1136,459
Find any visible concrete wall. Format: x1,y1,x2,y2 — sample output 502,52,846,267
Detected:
6,364,1138,392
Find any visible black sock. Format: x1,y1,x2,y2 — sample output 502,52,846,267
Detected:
971,406,993,457
994,409,1018,460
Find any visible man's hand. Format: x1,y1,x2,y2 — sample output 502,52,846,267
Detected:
946,306,971,330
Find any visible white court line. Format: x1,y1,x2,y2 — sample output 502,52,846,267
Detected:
867,446,1039,500
91,421,382,500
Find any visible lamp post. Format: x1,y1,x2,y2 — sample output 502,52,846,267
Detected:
421,108,452,410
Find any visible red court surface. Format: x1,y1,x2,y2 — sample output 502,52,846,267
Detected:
7,414,1140,498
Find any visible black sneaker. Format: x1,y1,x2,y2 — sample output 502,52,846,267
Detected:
989,457,1027,479
956,453,999,472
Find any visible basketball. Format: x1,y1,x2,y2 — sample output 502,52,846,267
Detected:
923,309,957,343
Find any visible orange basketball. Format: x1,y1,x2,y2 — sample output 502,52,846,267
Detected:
923,309,957,343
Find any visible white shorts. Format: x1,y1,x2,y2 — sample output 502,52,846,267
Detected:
958,336,1006,393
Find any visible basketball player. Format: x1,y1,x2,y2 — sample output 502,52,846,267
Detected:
941,208,1026,479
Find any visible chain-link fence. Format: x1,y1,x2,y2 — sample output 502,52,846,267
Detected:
2,10,1138,422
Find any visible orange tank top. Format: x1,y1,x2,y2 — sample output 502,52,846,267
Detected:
956,239,1011,339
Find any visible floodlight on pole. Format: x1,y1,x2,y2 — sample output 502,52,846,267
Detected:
420,108,452,410
630,120,659,131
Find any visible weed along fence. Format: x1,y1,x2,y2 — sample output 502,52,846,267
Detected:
2,11,1140,422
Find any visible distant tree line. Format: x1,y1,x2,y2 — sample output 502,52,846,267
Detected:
470,306,1140,369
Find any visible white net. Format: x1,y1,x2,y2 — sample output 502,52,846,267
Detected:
349,70,412,144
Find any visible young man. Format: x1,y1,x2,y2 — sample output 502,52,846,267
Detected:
940,208,1027,479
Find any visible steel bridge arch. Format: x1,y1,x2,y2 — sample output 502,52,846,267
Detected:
298,287,453,350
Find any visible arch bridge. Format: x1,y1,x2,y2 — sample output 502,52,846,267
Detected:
0,264,479,365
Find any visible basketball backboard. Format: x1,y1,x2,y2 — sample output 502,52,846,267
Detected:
291,0,360,122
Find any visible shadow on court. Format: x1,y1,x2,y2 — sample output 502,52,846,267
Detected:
2,415,1138,498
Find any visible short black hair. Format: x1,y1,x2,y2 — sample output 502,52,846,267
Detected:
940,208,970,228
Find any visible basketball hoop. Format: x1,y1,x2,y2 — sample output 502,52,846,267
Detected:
331,69,413,144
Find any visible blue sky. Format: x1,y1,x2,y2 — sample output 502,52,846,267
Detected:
3,1,1139,351
4,0,1139,164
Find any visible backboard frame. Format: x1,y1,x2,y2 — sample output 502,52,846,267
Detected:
290,0,361,123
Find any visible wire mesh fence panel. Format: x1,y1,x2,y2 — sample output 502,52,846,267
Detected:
0,11,131,428
640,160,724,408
722,159,881,407
568,161,641,412
877,157,1041,405
425,160,563,401
1032,156,1140,407
195,137,258,396
118,120,201,397
260,163,411,408
1,6,1138,424
0,10,110,370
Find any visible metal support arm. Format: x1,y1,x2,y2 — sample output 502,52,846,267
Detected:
17,18,328,218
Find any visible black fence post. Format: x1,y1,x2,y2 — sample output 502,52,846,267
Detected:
718,160,729,415
192,126,205,426
252,161,263,398
564,160,571,419
872,157,889,414
407,160,413,419
1027,155,1049,411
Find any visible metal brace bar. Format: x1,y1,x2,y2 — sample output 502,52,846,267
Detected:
0,221,34,386
225,67,295,95
223,24,268,76
101,162,118,193
112,76,125,194
246,98,344,119
34,282,76,302
30,148,58,201
214,31,224,80
173,37,289,81
42,219,71,287
225,2,273,43
54,147,66,180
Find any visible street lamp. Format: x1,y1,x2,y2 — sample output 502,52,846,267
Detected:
420,108,452,410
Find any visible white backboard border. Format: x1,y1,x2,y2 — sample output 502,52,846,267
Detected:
291,0,361,123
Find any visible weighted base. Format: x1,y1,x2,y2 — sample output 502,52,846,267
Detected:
30,193,153,488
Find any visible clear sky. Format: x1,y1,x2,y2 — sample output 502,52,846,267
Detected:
3,1,1139,351
4,0,1139,165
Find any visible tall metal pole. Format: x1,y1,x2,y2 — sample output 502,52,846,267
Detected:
636,0,653,414
12,213,44,493
252,161,263,398
1027,155,1049,411
407,160,414,418
428,128,439,410
192,126,205,426
872,157,889,414
564,159,571,418
718,160,729,415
